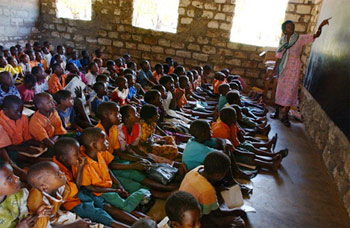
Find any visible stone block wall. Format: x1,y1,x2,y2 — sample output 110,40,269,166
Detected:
300,87,350,217
0,0,40,47
38,0,322,86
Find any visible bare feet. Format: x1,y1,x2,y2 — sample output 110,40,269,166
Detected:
271,154,282,171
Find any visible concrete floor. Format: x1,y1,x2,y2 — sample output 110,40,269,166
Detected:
245,116,350,228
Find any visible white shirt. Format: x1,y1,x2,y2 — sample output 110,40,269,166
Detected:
85,72,96,86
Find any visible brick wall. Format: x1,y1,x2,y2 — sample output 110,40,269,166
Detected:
38,0,322,87
0,0,40,47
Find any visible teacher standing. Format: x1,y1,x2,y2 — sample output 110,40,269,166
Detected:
271,18,331,126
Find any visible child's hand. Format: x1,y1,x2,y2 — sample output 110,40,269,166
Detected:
15,215,37,228
36,204,53,218
115,189,129,198
133,160,152,171
75,86,83,98
77,156,87,169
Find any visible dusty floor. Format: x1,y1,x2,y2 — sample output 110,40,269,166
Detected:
245,116,350,228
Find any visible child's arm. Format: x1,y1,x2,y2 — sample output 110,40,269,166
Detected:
84,185,117,194
109,160,151,171
114,148,144,162
109,169,128,198
75,157,87,189
42,138,55,148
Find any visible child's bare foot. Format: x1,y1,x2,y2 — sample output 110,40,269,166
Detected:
271,154,282,171
277,148,288,158
258,124,271,136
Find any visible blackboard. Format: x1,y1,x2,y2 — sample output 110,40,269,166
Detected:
304,0,350,139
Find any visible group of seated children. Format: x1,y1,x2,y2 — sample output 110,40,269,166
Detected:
0,42,288,228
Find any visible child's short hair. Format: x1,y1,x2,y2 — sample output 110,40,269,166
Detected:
227,75,234,83
203,64,212,71
204,151,231,176
220,107,237,125
169,73,178,82
66,62,76,71
23,74,37,85
106,60,115,67
229,82,240,90
33,92,50,107
115,76,127,86
31,66,42,75
88,62,97,70
52,63,61,72
144,89,160,104
2,95,23,110
159,75,172,86
96,74,108,82
131,218,157,228
54,137,79,161
154,63,162,70
54,90,72,104
140,104,157,121
127,61,136,69
163,63,170,74
80,127,103,148
165,191,200,224
189,120,210,138
93,81,106,92
174,66,185,76
26,161,56,188
124,68,136,76
152,84,164,92
96,101,118,120
120,104,134,122
226,90,240,105
232,79,243,91
214,72,225,80
218,83,229,95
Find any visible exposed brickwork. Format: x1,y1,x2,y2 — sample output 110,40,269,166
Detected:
300,87,350,217
0,0,40,47
38,0,321,87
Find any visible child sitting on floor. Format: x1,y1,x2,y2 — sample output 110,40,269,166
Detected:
79,127,149,219
111,76,129,105
53,137,132,227
90,82,109,116
212,72,227,95
68,49,83,70
163,191,201,228
152,63,163,83
54,90,82,131
26,161,95,228
29,93,67,148
138,60,155,89
212,107,283,171
104,60,118,80
32,66,48,94
66,62,88,85
0,71,21,106
0,161,50,228
19,54,31,74
218,83,230,111
86,62,99,87
139,104,178,161
226,91,270,135
0,96,43,168
113,104,177,198
17,73,36,103
180,151,246,228
48,63,67,94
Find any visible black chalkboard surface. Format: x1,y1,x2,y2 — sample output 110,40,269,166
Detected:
304,0,350,139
